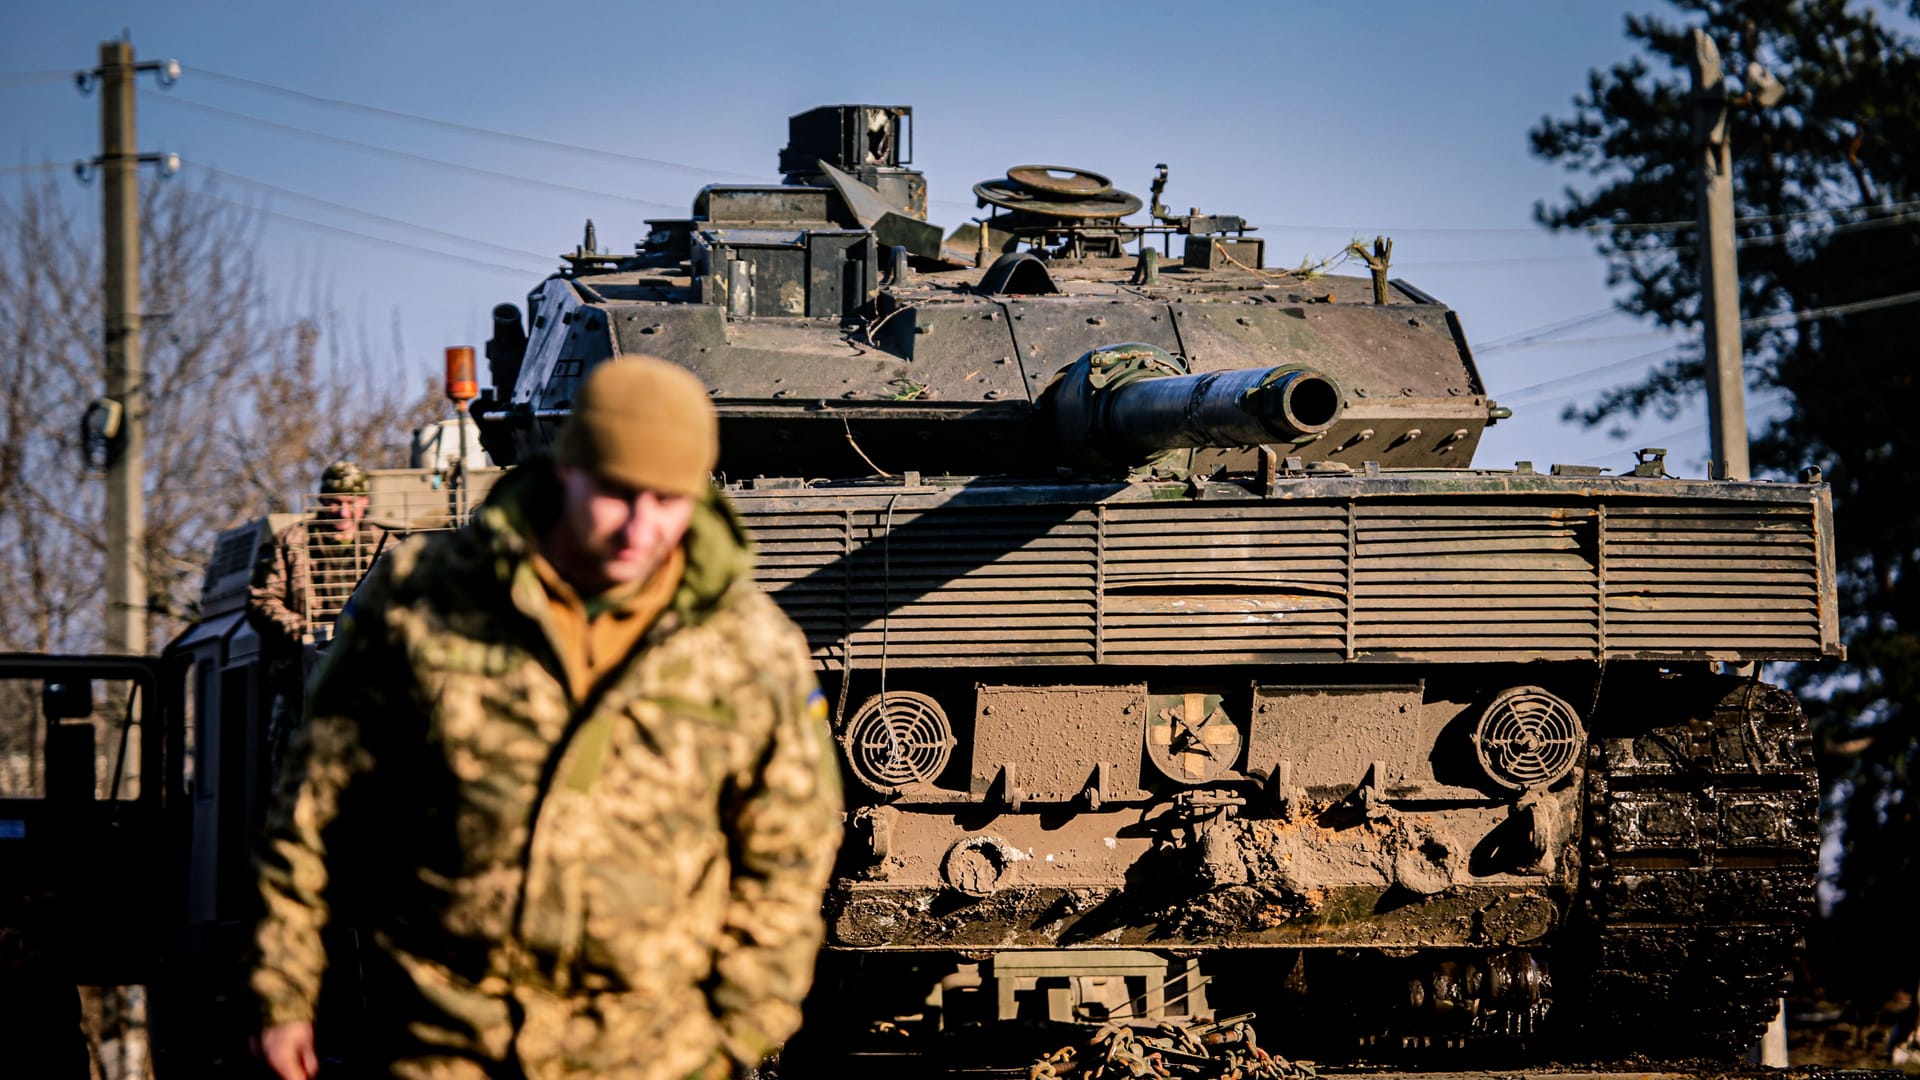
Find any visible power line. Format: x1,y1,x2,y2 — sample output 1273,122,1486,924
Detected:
0,163,65,176
1482,327,1678,354
1541,196,1920,236
1476,306,1625,351
1481,286,1920,355
1496,346,1684,401
0,70,68,89
186,190,550,278
1398,252,1649,270
1739,208,1920,248
1491,290,1920,408
1255,196,1920,242
184,66,762,181
181,67,998,219
1315,205,1911,270
145,91,687,211
1745,287,1920,328
1258,221,1549,237
134,72,1920,257
1290,203,1912,270
192,163,557,264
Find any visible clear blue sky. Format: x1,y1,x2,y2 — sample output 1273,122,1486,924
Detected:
2,0,1734,476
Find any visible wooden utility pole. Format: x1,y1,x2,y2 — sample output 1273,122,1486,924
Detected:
1689,28,1751,482
81,40,177,655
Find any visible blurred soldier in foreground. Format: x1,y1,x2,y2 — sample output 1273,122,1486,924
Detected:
247,460,395,769
250,356,842,1080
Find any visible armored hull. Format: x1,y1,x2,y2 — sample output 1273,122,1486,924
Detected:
466,106,1836,1058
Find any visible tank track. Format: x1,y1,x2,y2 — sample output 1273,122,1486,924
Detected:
1576,674,1818,1057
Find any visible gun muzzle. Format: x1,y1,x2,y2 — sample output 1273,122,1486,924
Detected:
1050,342,1345,469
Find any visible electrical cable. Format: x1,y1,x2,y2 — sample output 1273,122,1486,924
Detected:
1482,328,1678,354
184,66,761,181
1476,306,1626,351
1255,197,1920,243
192,163,555,263
1481,287,1920,355
1398,252,1663,270
1496,346,1685,401
1744,287,1920,328
1738,208,1920,247
145,91,686,211
1271,204,1912,271
1573,196,1920,234
185,190,551,278
0,70,68,89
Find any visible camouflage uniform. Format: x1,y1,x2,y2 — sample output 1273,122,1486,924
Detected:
250,458,842,1079
248,518,397,772
249,519,399,655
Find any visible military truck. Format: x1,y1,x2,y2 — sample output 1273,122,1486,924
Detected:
0,465,496,1076
0,104,1836,1070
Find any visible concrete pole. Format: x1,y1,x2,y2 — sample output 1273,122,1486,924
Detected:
1693,34,1783,1063
100,40,147,656
1689,29,1751,482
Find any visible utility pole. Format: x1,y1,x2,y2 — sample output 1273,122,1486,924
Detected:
78,39,178,655
1691,29,1789,1063
1689,28,1751,482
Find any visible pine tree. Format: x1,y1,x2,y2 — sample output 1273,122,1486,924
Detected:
1532,0,1920,993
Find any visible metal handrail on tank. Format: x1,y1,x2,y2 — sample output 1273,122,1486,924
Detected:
294,473,500,637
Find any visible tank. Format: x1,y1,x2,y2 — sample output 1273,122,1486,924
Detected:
461,105,1836,1061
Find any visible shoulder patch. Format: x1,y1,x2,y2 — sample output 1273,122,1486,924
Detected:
807,689,828,724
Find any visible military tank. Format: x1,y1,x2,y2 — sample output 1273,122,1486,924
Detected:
471,105,1834,1060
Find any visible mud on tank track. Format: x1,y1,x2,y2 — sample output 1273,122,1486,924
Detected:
1573,674,1820,1057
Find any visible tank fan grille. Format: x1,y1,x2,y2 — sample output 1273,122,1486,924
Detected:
1474,687,1585,791
843,691,954,792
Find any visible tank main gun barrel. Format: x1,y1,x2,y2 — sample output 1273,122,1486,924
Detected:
1099,366,1342,456
1051,343,1344,470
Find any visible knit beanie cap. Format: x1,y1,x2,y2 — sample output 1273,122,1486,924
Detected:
554,355,718,496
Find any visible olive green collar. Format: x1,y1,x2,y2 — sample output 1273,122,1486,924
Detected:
477,453,754,626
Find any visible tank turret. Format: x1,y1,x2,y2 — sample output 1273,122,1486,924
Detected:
473,103,1499,482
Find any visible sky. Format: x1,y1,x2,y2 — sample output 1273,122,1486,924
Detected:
1,0,1739,478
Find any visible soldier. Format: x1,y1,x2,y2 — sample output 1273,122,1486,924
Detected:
251,356,842,1080
247,460,396,770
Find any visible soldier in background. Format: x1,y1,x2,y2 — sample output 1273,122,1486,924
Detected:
246,460,395,770
251,356,842,1080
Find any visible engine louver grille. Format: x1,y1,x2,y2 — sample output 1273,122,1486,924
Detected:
1600,505,1821,654
1352,504,1599,660
749,507,1098,663
1100,504,1348,662
741,495,1827,667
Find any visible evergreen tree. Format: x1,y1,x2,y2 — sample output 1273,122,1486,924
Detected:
1532,0,1920,993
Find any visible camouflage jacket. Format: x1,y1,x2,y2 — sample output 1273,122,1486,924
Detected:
247,519,398,678
251,459,842,1079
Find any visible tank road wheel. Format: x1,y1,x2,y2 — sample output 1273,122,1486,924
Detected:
1574,674,1818,1058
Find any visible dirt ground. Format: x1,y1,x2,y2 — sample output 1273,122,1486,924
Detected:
1787,987,1918,1070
